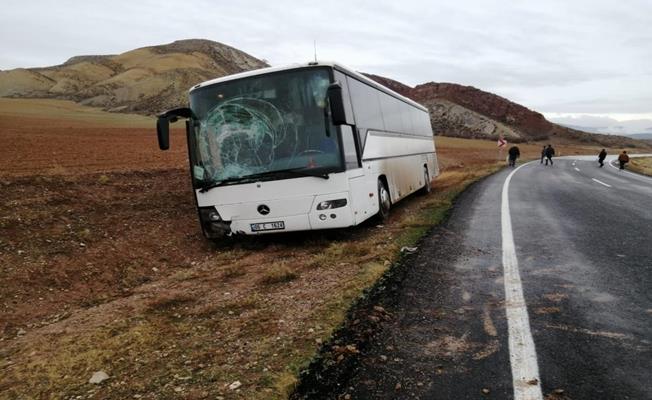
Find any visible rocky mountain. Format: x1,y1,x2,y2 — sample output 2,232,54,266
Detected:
412,82,553,140
364,75,540,142
365,75,649,148
418,97,523,141
0,39,268,114
363,74,413,98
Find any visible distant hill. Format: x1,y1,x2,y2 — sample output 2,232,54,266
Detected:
552,124,652,141
364,74,650,148
625,133,652,141
412,82,553,140
549,115,652,136
1,39,650,149
363,74,520,141
362,73,413,97
0,39,268,114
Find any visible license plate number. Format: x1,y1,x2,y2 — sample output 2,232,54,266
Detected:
250,221,285,232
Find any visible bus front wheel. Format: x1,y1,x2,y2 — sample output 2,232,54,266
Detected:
376,179,391,221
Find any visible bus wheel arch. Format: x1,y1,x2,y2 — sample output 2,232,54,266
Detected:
376,176,391,221
419,164,431,194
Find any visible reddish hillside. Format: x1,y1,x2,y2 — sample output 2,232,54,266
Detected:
364,75,650,148
362,73,413,97
364,74,524,141
412,82,552,140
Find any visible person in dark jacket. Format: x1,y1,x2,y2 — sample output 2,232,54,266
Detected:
544,144,555,166
540,145,546,164
598,149,607,167
508,145,520,167
618,150,630,170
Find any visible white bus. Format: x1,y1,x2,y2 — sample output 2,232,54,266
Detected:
156,62,438,238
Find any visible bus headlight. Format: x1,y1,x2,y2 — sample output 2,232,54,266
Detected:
199,207,222,222
316,199,347,210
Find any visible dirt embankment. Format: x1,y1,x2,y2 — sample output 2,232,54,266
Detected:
628,156,652,177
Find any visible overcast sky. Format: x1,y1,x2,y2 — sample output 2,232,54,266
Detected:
1,0,651,122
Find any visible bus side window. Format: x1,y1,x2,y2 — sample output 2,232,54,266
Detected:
340,125,361,169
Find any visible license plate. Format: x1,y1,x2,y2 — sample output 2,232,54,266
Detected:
250,221,285,232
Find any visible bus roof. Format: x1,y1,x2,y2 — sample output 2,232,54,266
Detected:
189,61,428,112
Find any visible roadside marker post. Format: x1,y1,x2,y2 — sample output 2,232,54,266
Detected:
498,137,507,160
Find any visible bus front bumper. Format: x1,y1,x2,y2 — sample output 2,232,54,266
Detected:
199,190,356,237
228,206,355,235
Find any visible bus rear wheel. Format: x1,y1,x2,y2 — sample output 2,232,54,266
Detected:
419,166,431,195
376,179,391,222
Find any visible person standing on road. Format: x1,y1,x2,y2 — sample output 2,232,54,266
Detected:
598,149,607,167
544,144,555,166
540,145,546,164
508,145,520,167
618,150,630,170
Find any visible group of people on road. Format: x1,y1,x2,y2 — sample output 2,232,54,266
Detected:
506,144,631,170
506,144,555,167
598,149,630,169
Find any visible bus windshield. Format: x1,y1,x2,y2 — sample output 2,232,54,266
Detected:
189,67,342,186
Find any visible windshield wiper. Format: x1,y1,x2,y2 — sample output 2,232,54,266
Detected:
198,177,253,193
242,167,330,181
197,168,329,194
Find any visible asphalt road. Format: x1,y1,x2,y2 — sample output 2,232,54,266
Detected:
324,155,652,399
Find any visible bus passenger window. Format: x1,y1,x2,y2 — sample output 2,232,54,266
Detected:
341,125,360,169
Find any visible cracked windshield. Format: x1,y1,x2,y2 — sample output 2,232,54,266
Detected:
189,68,340,184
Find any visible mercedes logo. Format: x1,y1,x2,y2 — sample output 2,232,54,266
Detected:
257,204,270,215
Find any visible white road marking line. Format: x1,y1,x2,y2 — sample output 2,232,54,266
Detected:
592,178,611,187
607,160,620,172
502,163,543,400
574,167,580,172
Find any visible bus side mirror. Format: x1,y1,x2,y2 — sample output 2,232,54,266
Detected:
157,116,170,150
156,107,192,151
327,82,347,125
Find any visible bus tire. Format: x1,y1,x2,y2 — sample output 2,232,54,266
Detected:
376,179,391,222
419,166,431,195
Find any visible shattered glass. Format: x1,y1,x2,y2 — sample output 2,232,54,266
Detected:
189,68,342,184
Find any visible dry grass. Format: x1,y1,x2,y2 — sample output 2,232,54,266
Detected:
259,263,300,285
222,265,247,279
628,156,652,177
146,290,196,312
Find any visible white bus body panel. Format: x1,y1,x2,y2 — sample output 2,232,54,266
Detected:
362,131,438,203
196,172,368,235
